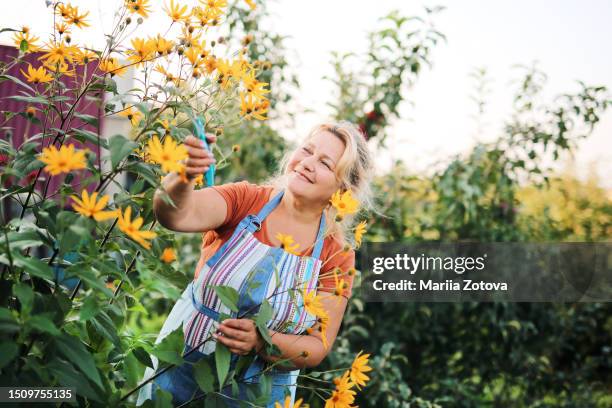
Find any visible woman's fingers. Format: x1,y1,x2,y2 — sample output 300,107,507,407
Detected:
205,133,217,144
186,157,215,167
217,324,249,341
223,318,255,331
214,333,250,354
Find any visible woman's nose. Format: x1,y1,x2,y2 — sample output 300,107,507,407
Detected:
300,156,316,171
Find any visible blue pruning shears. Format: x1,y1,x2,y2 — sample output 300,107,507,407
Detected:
191,114,215,187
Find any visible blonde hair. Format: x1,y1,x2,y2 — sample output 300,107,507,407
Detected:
265,120,376,247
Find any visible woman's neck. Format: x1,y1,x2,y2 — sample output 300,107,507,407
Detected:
278,189,324,224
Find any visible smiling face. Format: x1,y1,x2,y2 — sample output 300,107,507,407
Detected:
286,130,346,205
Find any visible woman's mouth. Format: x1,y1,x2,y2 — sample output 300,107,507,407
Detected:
294,170,313,183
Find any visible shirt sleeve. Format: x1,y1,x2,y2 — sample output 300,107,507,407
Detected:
210,181,261,233
318,243,355,298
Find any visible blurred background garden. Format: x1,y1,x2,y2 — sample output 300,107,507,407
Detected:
1,0,610,407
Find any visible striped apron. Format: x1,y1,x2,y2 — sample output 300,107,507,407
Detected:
137,189,326,406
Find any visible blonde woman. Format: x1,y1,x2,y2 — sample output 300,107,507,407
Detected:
137,121,374,406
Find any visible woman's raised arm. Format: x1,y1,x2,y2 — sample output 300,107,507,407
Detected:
152,134,227,233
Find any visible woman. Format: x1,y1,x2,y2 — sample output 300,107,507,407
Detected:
137,121,374,406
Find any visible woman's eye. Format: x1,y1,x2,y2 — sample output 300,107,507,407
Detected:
321,160,331,169
302,147,311,153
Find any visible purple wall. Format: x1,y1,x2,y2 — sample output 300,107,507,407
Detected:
0,44,106,207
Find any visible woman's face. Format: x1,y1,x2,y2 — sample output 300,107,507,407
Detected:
286,130,346,204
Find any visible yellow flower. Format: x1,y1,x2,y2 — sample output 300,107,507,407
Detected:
118,106,143,126
153,35,174,56
43,59,75,77
193,5,222,27
275,233,300,255
274,396,302,408
184,46,203,67
193,174,204,187
38,143,87,176
330,190,359,220
127,37,156,67
73,48,98,65
244,0,256,10
158,118,178,133
349,350,372,389
55,22,71,36
25,106,36,117
71,190,119,221
13,31,41,53
333,268,348,301
242,70,270,100
333,370,356,393
164,0,189,22
201,0,227,16
325,371,356,408
160,247,177,263
146,135,188,173
20,64,54,84
39,41,74,65
203,55,217,74
354,220,367,248
317,312,329,350
56,3,74,19
301,289,326,318
117,206,157,249
65,5,90,28
232,144,240,153
154,65,177,82
125,0,151,18
240,92,268,121
98,57,127,77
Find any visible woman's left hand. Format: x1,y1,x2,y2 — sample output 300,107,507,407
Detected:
213,318,265,356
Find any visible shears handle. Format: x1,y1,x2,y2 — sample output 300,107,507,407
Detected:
192,116,215,187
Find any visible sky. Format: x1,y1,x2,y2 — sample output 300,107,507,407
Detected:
1,0,610,187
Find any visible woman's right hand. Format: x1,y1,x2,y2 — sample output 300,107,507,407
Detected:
183,134,217,181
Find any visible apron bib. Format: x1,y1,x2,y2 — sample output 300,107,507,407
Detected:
137,189,326,407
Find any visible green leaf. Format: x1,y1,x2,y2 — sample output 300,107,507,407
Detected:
109,134,138,170
204,393,224,407
0,341,19,369
132,346,154,369
193,358,215,393
6,230,43,250
8,95,50,105
255,373,272,404
0,74,35,93
12,253,54,280
71,128,108,149
150,327,184,366
54,333,104,389
13,283,34,316
80,295,99,321
0,308,19,333
64,264,114,297
28,313,61,336
125,161,160,187
48,358,103,402
74,112,99,127
90,310,122,350
507,320,521,331
256,321,273,346
256,299,273,326
215,342,231,389
212,286,239,313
